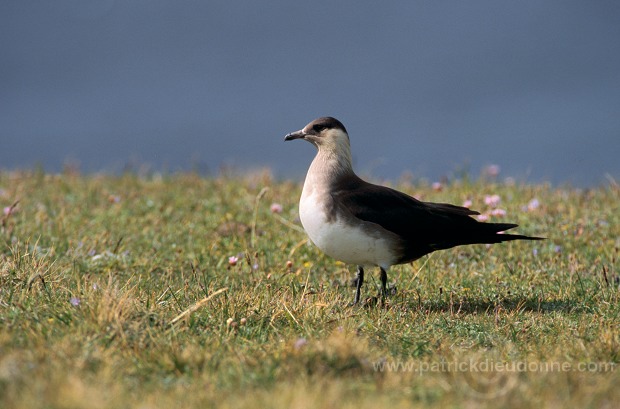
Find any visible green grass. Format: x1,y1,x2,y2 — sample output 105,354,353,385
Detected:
0,169,618,408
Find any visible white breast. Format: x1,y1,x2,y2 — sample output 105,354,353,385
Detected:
299,189,397,268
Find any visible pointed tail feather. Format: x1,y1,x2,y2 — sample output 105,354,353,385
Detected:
482,222,544,243
494,233,545,242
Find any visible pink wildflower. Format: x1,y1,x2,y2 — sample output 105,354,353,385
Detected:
477,214,490,222
527,198,540,211
462,199,473,208
490,208,507,217
484,194,501,208
228,256,239,266
294,338,308,350
483,164,501,177
432,182,443,192
70,297,81,307
270,203,283,213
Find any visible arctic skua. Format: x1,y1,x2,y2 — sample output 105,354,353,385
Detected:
285,116,543,305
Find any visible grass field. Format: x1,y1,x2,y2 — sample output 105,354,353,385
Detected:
0,169,618,408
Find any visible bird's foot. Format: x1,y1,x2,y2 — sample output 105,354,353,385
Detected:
364,296,379,308
376,284,396,308
376,284,396,297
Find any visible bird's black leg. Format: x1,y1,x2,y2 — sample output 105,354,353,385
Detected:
379,267,388,303
353,265,364,305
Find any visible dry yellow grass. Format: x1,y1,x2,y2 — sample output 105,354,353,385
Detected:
0,170,618,408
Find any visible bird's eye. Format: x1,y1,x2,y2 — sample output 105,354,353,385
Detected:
313,124,327,133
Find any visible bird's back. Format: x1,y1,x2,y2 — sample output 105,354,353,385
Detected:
328,175,542,264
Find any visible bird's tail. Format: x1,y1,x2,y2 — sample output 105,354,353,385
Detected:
478,222,545,243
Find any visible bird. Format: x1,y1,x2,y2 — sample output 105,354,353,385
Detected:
284,116,543,305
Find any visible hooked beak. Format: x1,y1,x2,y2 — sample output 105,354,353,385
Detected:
284,130,306,141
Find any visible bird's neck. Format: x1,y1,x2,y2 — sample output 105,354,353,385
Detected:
303,146,354,197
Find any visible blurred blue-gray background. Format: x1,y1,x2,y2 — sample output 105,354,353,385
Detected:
2,1,619,186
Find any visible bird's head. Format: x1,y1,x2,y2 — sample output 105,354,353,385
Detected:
284,117,350,153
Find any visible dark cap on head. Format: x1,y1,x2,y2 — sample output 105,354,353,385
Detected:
285,116,348,141
304,117,347,135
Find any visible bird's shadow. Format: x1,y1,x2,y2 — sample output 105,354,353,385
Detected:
389,292,587,315
336,280,592,315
